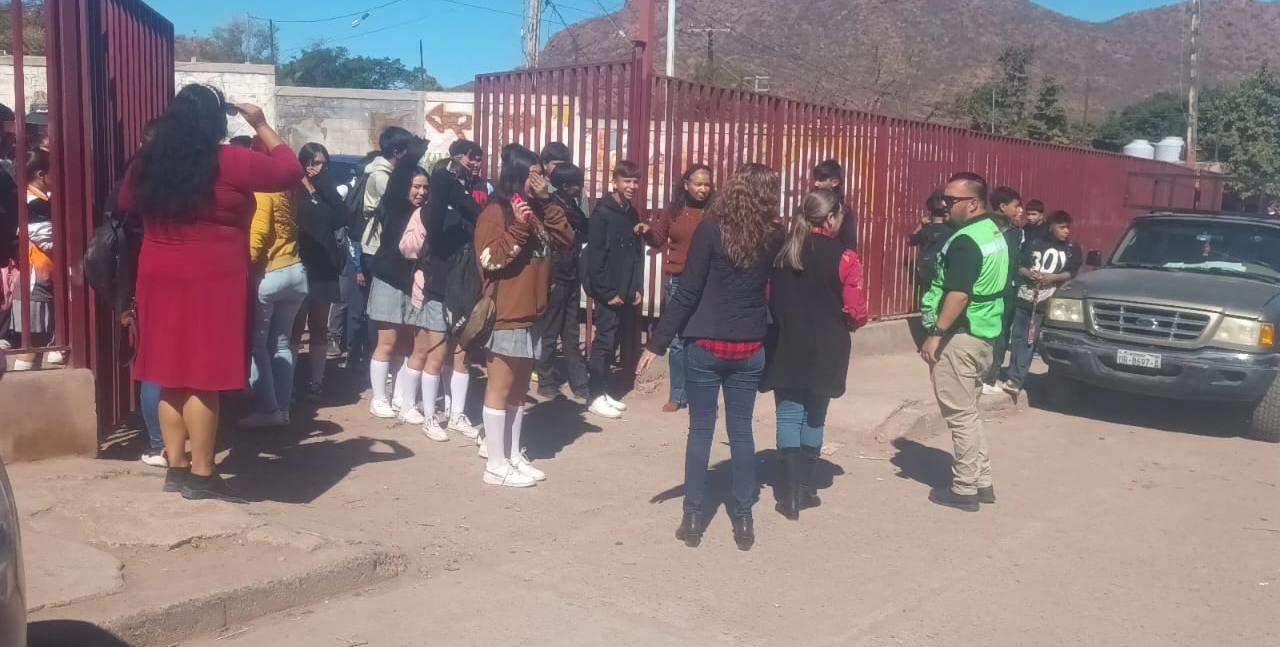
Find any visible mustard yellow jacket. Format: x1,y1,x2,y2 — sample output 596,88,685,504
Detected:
249,191,302,273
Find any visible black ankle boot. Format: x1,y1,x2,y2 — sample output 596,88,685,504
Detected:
675,512,703,547
775,448,803,520
181,472,248,504
799,446,823,509
163,467,189,493
731,514,754,551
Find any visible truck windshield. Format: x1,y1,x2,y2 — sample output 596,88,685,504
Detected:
1111,219,1280,282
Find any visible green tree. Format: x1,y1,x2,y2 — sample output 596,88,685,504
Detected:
951,46,1035,137
1203,68,1280,199
278,46,441,91
1026,76,1069,143
175,18,277,64
1092,91,1187,152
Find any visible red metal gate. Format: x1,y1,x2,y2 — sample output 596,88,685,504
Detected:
4,0,174,430
474,62,1223,325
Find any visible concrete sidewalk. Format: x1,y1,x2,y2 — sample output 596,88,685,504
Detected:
13,349,1017,646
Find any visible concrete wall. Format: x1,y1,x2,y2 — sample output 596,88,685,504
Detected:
0,58,474,157
0,369,99,462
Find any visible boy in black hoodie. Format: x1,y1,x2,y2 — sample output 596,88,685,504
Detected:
536,163,590,399
1003,210,1082,394
586,161,644,419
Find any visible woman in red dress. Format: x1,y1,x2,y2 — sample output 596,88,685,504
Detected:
119,84,303,502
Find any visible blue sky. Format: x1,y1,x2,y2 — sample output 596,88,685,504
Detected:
148,0,1186,88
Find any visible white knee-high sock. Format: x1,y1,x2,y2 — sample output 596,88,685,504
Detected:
369,359,390,402
450,370,469,417
482,406,507,471
507,405,525,460
421,372,441,420
396,365,421,410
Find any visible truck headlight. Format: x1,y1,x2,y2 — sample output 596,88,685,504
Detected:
1212,316,1275,350
1047,298,1084,326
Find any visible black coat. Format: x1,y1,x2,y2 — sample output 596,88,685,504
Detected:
762,234,850,398
586,192,643,302
424,162,484,301
295,176,348,283
550,194,588,285
647,220,775,353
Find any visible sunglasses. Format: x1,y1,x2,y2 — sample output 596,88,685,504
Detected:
941,195,976,208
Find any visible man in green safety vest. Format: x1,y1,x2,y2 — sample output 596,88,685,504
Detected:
920,172,1009,512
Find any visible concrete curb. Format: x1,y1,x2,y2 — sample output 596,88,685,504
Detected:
873,391,1028,445
97,547,406,647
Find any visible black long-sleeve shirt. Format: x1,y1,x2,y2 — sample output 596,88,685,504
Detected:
424,163,483,301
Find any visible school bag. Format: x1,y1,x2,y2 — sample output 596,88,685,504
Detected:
83,190,142,313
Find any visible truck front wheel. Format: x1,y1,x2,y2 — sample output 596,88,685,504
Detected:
1247,375,1280,443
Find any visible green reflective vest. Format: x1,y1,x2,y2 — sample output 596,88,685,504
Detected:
921,216,1009,340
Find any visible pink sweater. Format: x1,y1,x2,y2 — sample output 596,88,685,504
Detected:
398,207,428,308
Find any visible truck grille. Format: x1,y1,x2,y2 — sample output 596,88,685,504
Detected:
1090,301,1212,344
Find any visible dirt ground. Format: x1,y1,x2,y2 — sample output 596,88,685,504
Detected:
125,356,1280,647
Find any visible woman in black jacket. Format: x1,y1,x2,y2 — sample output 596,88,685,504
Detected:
763,189,868,520
295,143,349,400
637,162,783,551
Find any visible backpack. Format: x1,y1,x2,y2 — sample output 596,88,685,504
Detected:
83,194,142,313
916,230,947,286
443,242,484,341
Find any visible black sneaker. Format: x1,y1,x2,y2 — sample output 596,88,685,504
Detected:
162,467,189,493
731,515,755,551
929,488,980,512
181,473,248,504
977,486,996,504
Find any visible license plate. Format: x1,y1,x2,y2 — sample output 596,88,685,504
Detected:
1116,349,1162,369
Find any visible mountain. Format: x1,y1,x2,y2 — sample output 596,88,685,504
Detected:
540,0,1280,121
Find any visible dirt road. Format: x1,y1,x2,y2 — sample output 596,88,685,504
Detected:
171,360,1278,647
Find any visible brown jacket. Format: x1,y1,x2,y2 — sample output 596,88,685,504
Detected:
644,205,705,276
474,198,574,330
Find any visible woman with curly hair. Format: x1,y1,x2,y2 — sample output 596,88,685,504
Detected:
637,162,783,551
118,84,303,502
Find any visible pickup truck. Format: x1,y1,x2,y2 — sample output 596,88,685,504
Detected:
1040,212,1280,442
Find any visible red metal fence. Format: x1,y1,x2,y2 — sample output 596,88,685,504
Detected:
474,62,1223,324
3,0,173,429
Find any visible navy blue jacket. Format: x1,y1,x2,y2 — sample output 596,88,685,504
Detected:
647,219,776,354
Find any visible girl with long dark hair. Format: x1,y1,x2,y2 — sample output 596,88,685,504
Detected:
117,84,303,502
641,163,714,412
637,163,783,551
763,189,868,520
294,142,348,400
365,137,432,422
473,145,573,487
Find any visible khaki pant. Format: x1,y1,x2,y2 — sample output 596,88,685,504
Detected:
931,332,995,495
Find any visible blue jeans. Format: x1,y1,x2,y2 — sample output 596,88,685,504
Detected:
774,390,830,450
683,342,764,517
1005,306,1040,389
139,381,163,450
664,275,687,406
250,263,308,414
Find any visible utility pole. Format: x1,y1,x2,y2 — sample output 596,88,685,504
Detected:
419,39,425,89
991,86,997,134
524,0,543,68
665,0,676,76
269,19,277,68
1082,76,1091,128
1187,0,1201,167
686,26,729,76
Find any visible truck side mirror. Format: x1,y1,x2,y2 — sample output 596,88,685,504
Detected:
1086,250,1103,268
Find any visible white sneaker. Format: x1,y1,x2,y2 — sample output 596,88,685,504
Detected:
391,399,404,413
421,417,450,442
512,450,546,481
45,351,65,365
139,450,168,468
0,339,10,350
398,407,426,425
483,462,537,488
448,413,482,439
370,399,397,419
240,410,287,428
981,383,1005,396
477,436,489,459
589,396,623,419
603,394,627,411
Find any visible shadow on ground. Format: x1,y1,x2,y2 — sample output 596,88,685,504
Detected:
889,438,953,489
1022,371,1245,440
648,449,846,531
28,620,129,647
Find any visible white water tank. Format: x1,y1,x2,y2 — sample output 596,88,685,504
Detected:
1123,139,1156,159
1154,136,1185,163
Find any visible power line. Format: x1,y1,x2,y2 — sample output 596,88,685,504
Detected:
251,0,408,25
